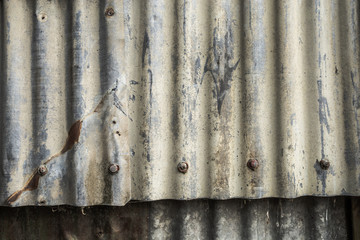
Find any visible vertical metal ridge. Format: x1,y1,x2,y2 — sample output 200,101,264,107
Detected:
237,0,248,198
169,0,183,198
31,0,51,204
129,0,152,199
196,0,213,198
98,0,113,205
302,0,319,194
272,0,284,197
69,0,87,205
63,0,77,204
0,1,4,201
345,0,360,194
1,0,34,202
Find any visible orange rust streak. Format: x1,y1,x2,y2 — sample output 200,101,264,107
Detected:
6,87,114,205
7,120,83,205
6,190,24,205
43,120,82,165
60,120,82,154
6,170,40,205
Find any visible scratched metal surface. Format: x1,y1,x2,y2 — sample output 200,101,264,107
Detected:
0,197,355,239
1,0,360,206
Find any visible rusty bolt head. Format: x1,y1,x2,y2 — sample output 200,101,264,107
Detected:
319,159,330,170
108,164,120,174
38,165,48,176
247,159,259,171
177,162,189,173
105,8,115,16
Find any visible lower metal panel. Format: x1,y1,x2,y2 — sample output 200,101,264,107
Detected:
0,197,357,240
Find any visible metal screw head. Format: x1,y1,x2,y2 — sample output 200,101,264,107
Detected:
105,8,115,16
177,162,189,173
108,164,120,174
38,165,48,176
320,159,330,170
247,159,259,171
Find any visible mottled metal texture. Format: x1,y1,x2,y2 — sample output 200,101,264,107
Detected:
0,197,355,239
0,0,130,206
128,0,360,201
1,0,360,206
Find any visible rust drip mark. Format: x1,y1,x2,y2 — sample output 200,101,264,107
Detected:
6,120,83,205
6,82,129,205
42,120,83,165
60,120,82,155
7,170,40,205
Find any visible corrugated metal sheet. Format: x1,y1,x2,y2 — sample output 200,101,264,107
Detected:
1,0,360,206
0,197,356,239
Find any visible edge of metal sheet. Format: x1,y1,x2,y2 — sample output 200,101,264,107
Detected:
0,197,358,239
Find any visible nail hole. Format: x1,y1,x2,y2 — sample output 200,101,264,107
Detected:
116,131,121,136
105,8,115,17
38,13,48,22
112,120,116,124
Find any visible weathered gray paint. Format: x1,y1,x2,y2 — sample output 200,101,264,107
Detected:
1,0,360,207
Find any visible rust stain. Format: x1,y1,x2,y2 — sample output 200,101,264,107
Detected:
6,120,82,205
61,120,83,154
7,170,40,204
43,120,83,165
6,84,128,205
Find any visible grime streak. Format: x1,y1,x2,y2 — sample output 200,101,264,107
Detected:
140,30,153,163
316,80,331,195
196,27,240,115
317,80,330,159
351,71,360,150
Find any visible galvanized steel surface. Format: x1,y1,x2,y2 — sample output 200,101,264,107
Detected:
1,0,130,206
1,0,360,206
0,197,355,239
128,0,360,201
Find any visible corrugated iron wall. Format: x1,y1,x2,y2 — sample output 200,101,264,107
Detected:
1,0,360,207
1,0,360,238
